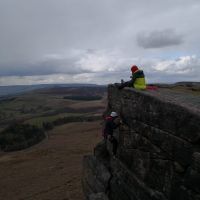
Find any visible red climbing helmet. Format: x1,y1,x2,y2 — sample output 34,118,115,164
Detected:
131,65,139,73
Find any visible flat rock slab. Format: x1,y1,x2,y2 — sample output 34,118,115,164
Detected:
132,87,200,113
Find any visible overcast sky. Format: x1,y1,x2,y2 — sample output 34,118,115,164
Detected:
0,0,200,85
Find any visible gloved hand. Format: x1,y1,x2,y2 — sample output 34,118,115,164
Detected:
114,83,123,90
114,83,120,87
114,117,121,125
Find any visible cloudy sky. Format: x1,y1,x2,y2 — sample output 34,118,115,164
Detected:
0,0,200,85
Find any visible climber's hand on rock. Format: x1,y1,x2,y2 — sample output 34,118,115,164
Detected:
114,117,121,125
114,83,122,89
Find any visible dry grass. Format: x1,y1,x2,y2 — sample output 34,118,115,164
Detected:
0,121,102,200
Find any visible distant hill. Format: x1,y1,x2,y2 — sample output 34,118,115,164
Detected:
36,86,107,96
0,84,107,150
0,83,105,98
154,81,200,92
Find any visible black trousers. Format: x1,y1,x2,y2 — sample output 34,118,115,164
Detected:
109,136,118,155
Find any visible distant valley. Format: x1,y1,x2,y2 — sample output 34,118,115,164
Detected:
0,85,107,151
0,83,104,97
0,84,106,199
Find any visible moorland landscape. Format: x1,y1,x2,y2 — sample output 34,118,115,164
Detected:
0,85,106,200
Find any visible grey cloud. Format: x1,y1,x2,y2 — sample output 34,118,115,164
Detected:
137,29,184,49
146,71,200,84
1,57,200,86
0,57,90,76
0,0,200,85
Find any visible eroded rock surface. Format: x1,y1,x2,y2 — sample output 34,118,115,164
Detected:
82,84,200,200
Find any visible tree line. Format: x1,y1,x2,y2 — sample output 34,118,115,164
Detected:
42,115,101,130
63,95,102,101
0,123,45,152
0,115,101,152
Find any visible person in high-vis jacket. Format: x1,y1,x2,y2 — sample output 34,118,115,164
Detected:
118,65,146,90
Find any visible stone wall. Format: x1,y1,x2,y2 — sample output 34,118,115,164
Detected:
82,85,200,200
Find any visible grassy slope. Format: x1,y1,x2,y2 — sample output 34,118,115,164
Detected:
0,87,106,199
0,121,102,200
24,113,84,128
0,87,106,130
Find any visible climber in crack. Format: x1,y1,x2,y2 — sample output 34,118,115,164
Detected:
117,65,147,90
103,111,121,157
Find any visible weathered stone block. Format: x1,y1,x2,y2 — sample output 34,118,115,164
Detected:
108,86,200,144
129,120,193,167
89,192,109,200
170,185,191,200
174,162,185,173
184,167,200,193
145,158,174,197
110,159,167,200
83,85,200,200
119,148,150,181
192,152,200,173
82,155,111,198
94,141,110,164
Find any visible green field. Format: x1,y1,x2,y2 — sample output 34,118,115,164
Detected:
24,113,85,128
0,94,71,125
0,86,106,151
0,87,106,131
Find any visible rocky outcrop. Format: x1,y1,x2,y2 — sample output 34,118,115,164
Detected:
82,85,200,200
82,141,111,200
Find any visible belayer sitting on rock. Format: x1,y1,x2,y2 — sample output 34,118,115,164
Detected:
103,111,121,157
117,65,147,90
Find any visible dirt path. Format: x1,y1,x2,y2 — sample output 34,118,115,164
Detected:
0,121,102,200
